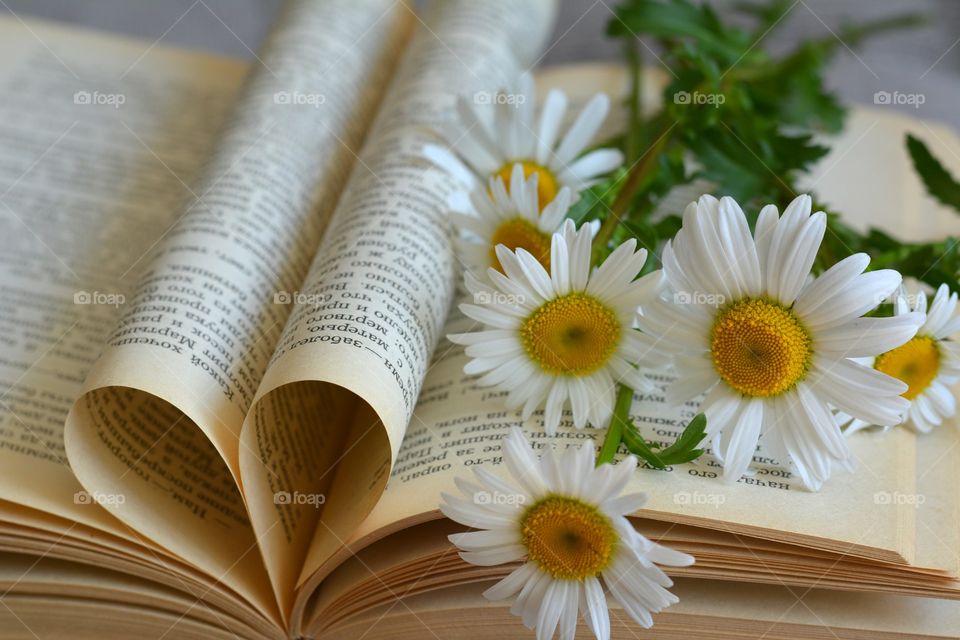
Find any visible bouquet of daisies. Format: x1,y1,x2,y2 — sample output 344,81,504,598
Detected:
425,1,960,638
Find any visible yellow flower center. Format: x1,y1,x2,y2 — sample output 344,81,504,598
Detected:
520,293,621,376
710,298,813,397
495,161,559,209
874,335,940,400
520,494,618,580
489,218,551,273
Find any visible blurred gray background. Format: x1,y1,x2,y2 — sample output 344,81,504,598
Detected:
1,0,958,127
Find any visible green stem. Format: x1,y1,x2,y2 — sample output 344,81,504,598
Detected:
624,40,643,164
597,384,634,466
591,125,673,260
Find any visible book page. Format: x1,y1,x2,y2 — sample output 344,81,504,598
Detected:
278,0,559,632
62,0,411,623
345,64,960,567
0,8,251,587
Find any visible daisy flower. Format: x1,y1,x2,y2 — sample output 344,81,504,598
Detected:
450,220,662,435
637,194,924,491
862,284,960,433
436,74,623,205
452,163,571,275
440,427,694,640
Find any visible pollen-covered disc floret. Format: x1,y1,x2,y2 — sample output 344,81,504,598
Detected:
440,427,694,640
711,298,812,397
845,284,960,434
520,494,618,580
637,194,923,491
874,336,940,400
450,220,664,434
490,218,553,272
450,163,571,276
521,293,621,376
426,73,623,203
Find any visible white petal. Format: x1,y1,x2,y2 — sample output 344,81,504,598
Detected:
582,576,610,640
925,285,957,336
449,528,520,550
484,562,538,601
602,492,647,516
543,380,567,435
775,211,825,305
809,365,909,426
535,89,568,165
721,399,763,482
797,269,901,331
927,380,957,419
793,253,871,320
553,93,609,165
764,195,811,299
460,303,521,329
504,427,548,497
718,196,761,295
460,545,526,566
814,312,923,358
753,204,779,288
536,580,568,640
559,148,623,185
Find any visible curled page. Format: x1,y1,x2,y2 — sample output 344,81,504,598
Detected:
64,0,411,620
271,0,559,629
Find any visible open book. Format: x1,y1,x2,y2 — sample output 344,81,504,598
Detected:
2,1,960,638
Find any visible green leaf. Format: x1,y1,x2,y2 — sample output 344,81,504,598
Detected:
608,0,749,64
602,0,946,297
906,134,960,212
620,413,708,469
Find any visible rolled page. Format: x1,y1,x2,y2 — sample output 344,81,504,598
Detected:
64,0,411,621
235,0,557,624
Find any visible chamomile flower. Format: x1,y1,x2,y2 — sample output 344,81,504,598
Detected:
440,427,694,640
452,163,571,275
637,194,924,491
450,220,662,434
869,284,960,433
435,74,623,205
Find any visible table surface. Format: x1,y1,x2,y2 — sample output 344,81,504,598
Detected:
0,0,958,129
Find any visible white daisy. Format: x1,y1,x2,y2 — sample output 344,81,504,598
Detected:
435,74,623,205
452,162,571,275
868,284,960,433
450,220,663,435
636,194,924,491
440,427,694,640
